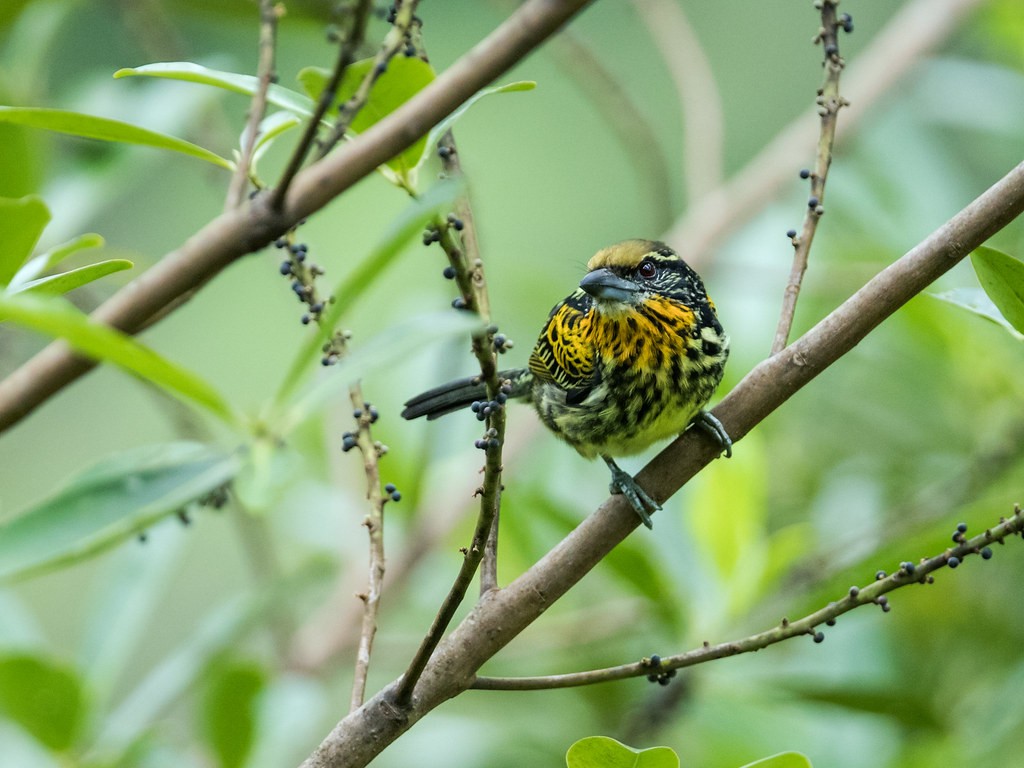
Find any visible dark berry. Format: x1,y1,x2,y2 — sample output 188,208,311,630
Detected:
384,483,396,493
813,631,825,643
947,556,960,569
443,266,457,280
786,229,798,239
808,196,820,208
981,547,993,560
875,570,886,580
799,168,811,179
279,260,293,275
957,522,968,533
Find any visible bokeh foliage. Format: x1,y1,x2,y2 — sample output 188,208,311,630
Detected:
0,1,1022,767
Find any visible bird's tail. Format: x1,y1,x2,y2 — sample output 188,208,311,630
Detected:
401,368,531,420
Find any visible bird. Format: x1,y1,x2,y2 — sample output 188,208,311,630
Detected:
401,239,731,528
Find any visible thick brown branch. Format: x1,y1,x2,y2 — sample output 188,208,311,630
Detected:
0,0,596,434
298,162,1024,768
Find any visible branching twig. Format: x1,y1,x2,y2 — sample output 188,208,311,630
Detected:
272,0,373,209
393,132,506,706
471,506,1024,690
313,0,421,164
771,0,849,354
225,0,279,210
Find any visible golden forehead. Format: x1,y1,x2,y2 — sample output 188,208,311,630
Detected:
586,239,676,270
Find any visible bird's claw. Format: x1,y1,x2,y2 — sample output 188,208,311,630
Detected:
694,410,732,458
603,456,659,529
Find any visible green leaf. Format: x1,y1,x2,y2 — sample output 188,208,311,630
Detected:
931,287,1024,340
298,56,437,186
566,736,679,768
0,106,234,171
419,80,535,171
0,654,86,751
0,442,239,583
201,660,266,768
8,232,105,289
115,62,317,118
739,752,813,768
273,178,464,408
0,293,240,425
0,194,50,285
970,245,1024,333
11,258,133,296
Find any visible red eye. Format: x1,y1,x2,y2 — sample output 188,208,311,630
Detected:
636,260,657,279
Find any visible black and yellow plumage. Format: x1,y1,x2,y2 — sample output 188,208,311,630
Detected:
402,239,731,528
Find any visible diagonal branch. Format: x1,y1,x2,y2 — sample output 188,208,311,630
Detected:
0,0,596,435
298,161,1024,768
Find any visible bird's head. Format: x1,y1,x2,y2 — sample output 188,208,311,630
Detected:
579,239,708,313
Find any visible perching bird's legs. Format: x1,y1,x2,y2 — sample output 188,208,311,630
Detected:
693,410,733,458
602,455,660,529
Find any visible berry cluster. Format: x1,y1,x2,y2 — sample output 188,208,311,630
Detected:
643,655,678,686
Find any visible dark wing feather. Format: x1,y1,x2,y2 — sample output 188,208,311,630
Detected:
527,289,600,399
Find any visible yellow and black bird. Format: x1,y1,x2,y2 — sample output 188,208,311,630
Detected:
402,239,731,528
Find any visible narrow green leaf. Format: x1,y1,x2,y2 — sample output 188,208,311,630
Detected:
298,56,437,184
11,258,133,296
419,80,535,172
0,106,234,170
739,752,813,768
273,179,464,407
970,245,1024,333
0,194,50,285
566,736,679,768
0,654,86,751
0,293,239,425
8,232,105,289
115,62,317,118
0,442,239,583
931,288,1024,340
201,660,266,768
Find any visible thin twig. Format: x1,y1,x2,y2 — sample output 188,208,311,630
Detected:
0,0,597,435
663,0,986,267
347,382,388,712
771,1,847,354
272,0,373,209
393,126,507,702
632,0,724,203
471,506,1024,690
225,0,279,210
314,0,421,163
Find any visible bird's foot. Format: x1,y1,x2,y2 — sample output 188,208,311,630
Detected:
694,410,732,458
602,455,659,529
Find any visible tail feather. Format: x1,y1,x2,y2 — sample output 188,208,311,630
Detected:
402,368,531,420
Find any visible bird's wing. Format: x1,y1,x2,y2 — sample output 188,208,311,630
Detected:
527,290,599,398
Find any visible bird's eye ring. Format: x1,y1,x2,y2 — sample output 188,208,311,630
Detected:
636,260,658,280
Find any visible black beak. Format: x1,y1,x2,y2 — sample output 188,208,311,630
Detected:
579,268,640,304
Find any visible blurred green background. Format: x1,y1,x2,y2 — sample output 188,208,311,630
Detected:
1,1,1023,766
